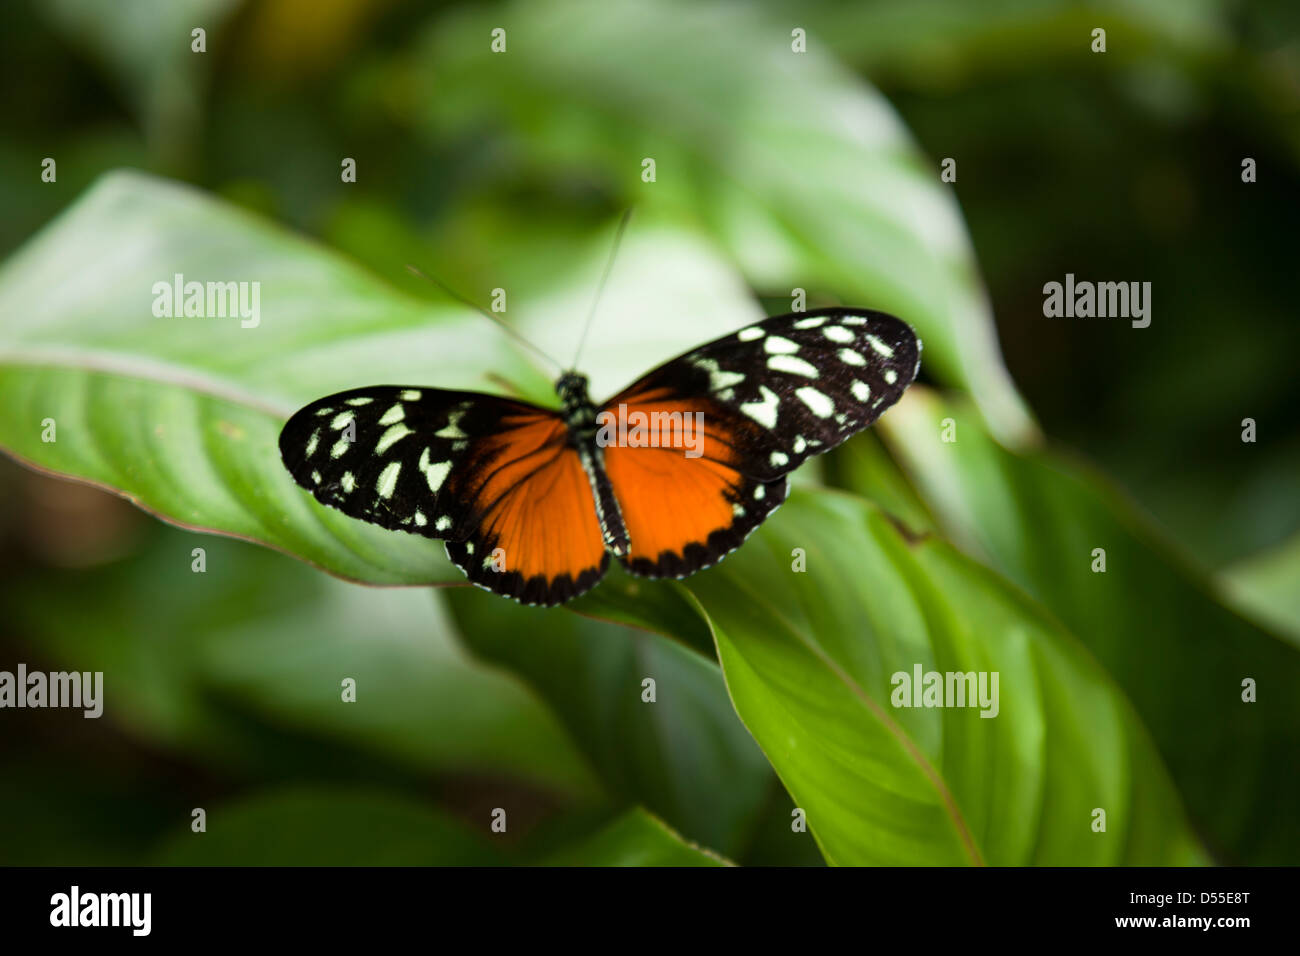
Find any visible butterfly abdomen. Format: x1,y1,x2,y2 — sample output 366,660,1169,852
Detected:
577,441,629,557
558,372,630,557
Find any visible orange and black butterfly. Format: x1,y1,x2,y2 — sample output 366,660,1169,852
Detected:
279,307,920,606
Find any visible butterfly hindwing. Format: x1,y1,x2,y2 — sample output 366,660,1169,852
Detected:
600,395,790,578
440,410,609,606
600,307,919,577
279,386,608,605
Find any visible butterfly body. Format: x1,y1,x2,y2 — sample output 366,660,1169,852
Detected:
556,371,630,558
280,308,920,606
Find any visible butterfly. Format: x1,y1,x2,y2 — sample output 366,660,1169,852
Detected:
279,307,920,606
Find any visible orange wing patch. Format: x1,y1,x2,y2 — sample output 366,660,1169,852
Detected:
445,410,608,605
601,396,788,578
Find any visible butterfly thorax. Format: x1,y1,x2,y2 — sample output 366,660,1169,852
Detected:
556,371,597,431
555,370,629,557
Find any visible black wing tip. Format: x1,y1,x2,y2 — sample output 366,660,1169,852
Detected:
771,305,921,363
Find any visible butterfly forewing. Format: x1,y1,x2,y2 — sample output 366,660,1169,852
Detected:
606,307,920,482
280,385,610,605
279,386,530,537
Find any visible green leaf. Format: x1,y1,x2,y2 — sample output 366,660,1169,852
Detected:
2,524,602,799
1220,533,1300,646
152,787,506,865
683,489,1206,866
539,808,729,866
851,387,1300,864
444,585,773,861
39,0,240,166
411,0,1036,443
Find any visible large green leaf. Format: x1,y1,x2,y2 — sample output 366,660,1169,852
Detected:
540,808,729,866
681,490,1207,866
1220,533,1300,646
844,387,1300,864
444,583,773,861
1,523,602,799
409,0,1035,444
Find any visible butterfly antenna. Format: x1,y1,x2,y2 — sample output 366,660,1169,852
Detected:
404,263,563,374
571,207,634,370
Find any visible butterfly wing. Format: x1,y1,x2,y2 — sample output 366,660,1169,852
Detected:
600,307,919,577
600,396,791,578
279,386,608,605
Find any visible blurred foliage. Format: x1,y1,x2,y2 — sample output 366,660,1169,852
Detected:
1,0,1297,866
830,388,1300,863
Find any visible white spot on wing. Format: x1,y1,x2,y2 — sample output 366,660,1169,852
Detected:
884,369,898,385
401,389,422,400
770,451,789,467
866,334,895,358
419,447,452,492
839,348,866,366
345,397,373,406
436,409,468,439
435,515,452,531
754,485,766,500
414,510,428,527
764,336,800,355
376,460,401,497
795,387,835,418
767,354,819,378
851,380,871,402
330,411,354,430
305,430,319,457
737,326,765,341
376,423,411,454
739,385,780,429
378,404,405,426
692,357,745,391
793,316,826,329
822,325,854,343
792,435,807,454
341,472,356,493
